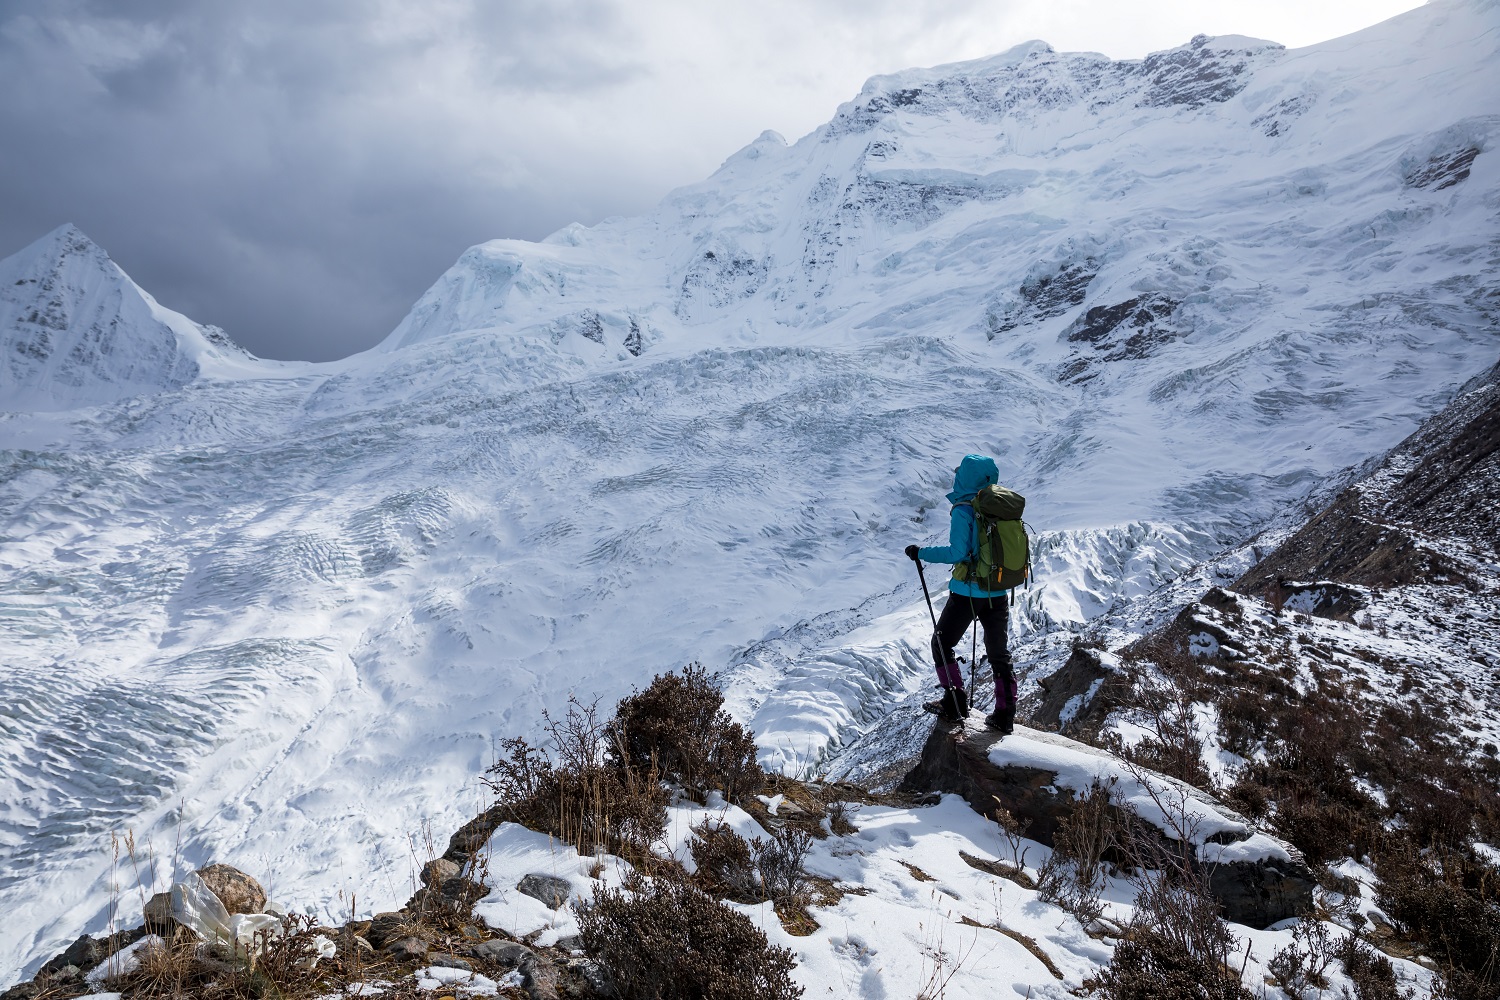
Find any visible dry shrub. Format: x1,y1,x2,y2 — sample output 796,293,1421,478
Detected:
1094,930,1252,1000
1337,934,1414,1000
578,870,804,1000
690,820,762,903
1266,917,1337,995
1108,641,1215,790
1092,767,1252,1000
689,820,814,912
118,914,332,1000
610,663,763,803
1374,842,1500,1000
1037,779,1117,925
484,697,668,861
755,825,814,910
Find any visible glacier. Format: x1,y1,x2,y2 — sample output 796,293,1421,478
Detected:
1,0,1497,983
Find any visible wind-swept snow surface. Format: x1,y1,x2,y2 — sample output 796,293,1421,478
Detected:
2,0,1498,983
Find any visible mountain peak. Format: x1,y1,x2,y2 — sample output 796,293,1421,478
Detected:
0,224,254,412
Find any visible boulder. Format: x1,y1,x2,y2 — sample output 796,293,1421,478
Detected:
37,928,146,980
385,935,429,962
521,952,561,1000
336,928,374,959
195,863,266,914
517,873,572,910
38,934,107,978
367,911,416,950
421,858,462,886
566,955,614,996
444,804,507,864
143,891,175,931
471,939,535,967
899,720,1314,929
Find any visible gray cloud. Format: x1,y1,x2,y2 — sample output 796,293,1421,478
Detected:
0,0,665,360
0,0,1421,361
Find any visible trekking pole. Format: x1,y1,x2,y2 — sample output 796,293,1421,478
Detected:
913,557,939,633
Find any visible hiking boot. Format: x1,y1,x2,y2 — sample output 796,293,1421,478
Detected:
923,687,966,723
984,709,1014,735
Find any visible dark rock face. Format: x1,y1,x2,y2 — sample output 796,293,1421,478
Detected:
517,873,573,910
1208,860,1321,931
677,244,769,317
1405,147,1480,190
548,309,607,346
1028,644,1127,734
899,722,1314,928
1058,293,1183,383
827,35,1279,137
1137,35,1279,109
987,257,1099,339
1252,95,1311,137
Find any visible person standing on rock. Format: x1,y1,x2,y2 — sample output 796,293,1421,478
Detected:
905,454,1019,733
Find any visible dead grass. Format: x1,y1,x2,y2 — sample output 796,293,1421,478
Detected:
957,850,1037,890
957,914,1063,979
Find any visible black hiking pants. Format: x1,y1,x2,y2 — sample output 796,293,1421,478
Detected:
931,591,1017,712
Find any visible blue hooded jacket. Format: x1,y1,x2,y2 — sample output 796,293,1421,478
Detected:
918,453,1001,598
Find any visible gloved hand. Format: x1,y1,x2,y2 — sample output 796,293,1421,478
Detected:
904,544,920,561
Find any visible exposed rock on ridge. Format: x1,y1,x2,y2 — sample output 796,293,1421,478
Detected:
899,721,1315,928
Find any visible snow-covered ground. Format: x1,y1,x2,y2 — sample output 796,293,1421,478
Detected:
2,0,1498,985
459,786,1434,1000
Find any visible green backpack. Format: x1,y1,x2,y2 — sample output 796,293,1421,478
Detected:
952,484,1031,593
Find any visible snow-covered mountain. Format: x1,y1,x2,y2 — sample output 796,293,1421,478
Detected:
0,225,268,412
1,0,1497,984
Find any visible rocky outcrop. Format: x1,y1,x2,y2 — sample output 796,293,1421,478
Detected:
1234,361,1500,592
517,873,573,910
1028,643,1129,734
899,721,1314,929
196,863,266,915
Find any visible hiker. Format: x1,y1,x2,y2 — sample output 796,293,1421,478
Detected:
905,453,1019,733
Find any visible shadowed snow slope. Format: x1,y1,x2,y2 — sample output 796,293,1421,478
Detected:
2,0,1499,984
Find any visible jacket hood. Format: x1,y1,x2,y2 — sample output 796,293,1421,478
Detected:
946,454,999,503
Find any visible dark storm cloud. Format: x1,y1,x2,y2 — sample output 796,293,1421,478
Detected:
0,0,657,361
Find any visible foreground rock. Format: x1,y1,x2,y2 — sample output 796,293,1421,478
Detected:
899,720,1315,928
197,862,267,914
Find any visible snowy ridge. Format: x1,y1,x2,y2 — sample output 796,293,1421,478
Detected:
2,0,1499,984
0,225,270,412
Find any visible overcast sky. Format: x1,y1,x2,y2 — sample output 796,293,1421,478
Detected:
0,0,1425,361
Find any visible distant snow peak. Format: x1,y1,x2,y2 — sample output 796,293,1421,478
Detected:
0,223,254,412
829,31,1282,138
